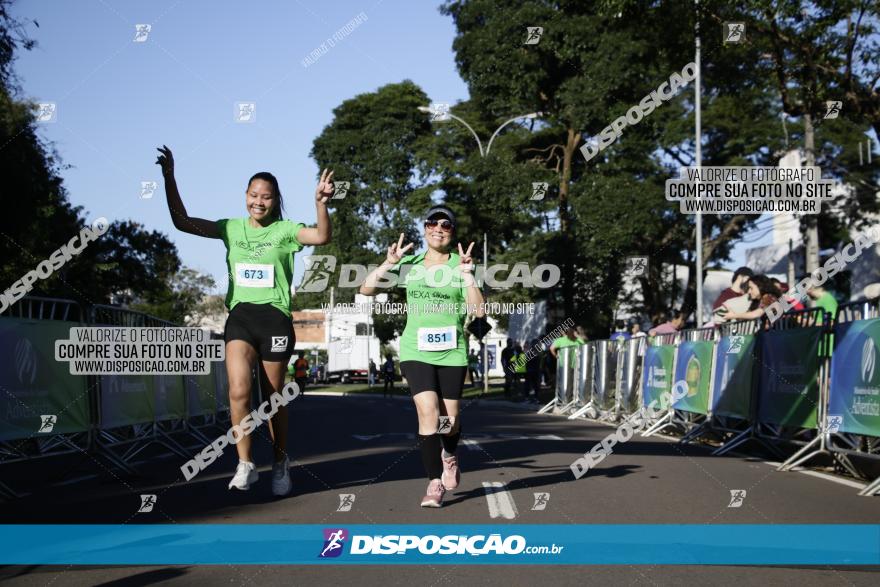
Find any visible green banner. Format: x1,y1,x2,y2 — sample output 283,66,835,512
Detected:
0,319,91,441
712,334,756,420
672,340,715,415
641,344,676,408
99,374,154,428
154,374,186,421
758,327,822,429
829,318,880,436
185,372,218,417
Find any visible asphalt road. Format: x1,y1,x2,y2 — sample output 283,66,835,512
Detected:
1,392,878,586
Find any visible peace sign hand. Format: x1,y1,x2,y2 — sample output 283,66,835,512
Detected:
457,242,477,287
155,145,174,177
386,233,414,265
315,168,334,204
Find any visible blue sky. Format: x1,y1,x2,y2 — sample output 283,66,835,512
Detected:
10,0,469,292
10,0,765,293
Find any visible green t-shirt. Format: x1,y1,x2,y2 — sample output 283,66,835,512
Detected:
217,218,305,316
814,291,838,324
552,336,582,350
394,251,469,366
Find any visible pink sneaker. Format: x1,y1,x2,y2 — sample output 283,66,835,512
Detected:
420,479,445,508
441,452,460,490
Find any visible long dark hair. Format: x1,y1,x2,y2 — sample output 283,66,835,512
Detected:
247,172,285,220
747,274,781,310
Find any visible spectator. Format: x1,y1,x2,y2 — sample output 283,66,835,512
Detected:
649,311,686,336
631,322,647,338
549,326,582,358
368,359,377,388
467,349,480,387
501,338,516,396
610,320,630,342
770,278,805,312
511,343,527,397
724,274,781,321
713,266,753,309
804,280,838,325
525,337,542,403
575,325,589,343
293,351,309,398
382,354,396,397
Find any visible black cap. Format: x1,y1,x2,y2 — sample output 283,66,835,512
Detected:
426,205,456,226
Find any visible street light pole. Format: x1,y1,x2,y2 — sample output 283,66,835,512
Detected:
694,0,704,327
418,106,542,159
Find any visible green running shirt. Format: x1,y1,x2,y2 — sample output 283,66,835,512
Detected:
392,251,469,367
216,218,305,316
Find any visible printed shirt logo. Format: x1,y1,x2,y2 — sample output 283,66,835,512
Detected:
319,528,348,558
271,336,288,352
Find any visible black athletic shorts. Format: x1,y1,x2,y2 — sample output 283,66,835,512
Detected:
224,302,295,362
400,361,467,400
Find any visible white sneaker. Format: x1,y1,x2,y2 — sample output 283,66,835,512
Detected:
272,455,292,496
228,460,258,490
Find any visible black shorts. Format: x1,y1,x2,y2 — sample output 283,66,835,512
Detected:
400,361,467,400
224,302,295,362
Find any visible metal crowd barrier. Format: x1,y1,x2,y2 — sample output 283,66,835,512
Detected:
0,297,235,498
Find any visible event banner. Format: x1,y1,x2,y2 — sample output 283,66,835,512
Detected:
1,524,876,565
154,374,186,421
99,374,155,429
0,318,90,441
829,318,880,436
712,334,757,419
758,327,821,429
672,340,715,415
641,344,676,409
184,372,218,418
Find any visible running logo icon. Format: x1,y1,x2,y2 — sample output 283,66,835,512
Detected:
438,416,452,434
38,415,57,433
824,101,842,119
531,492,550,510
530,182,548,201
133,24,151,42
140,181,157,199
524,26,543,45
723,22,745,43
331,181,349,200
235,102,256,123
824,414,843,434
271,336,288,352
36,103,57,123
728,489,746,508
319,528,348,558
138,494,157,513
429,102,450,122
299,255,337,293
727,335,744,355
336,494,355,512
625,256,648,277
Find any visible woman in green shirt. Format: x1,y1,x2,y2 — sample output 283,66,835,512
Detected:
156,145,333,496
360,205,485,508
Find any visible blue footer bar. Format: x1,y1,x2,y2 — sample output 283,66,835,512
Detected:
1,525,878,565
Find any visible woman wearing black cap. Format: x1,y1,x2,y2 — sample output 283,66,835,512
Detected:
360,205,485,507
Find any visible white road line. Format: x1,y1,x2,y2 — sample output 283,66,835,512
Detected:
462,439,481,451
482,481,519,519
535,434,564,441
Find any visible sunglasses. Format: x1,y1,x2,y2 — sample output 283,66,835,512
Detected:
424,219,454,231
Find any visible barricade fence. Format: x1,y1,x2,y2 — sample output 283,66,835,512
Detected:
0,297,243,498
548,301,880,496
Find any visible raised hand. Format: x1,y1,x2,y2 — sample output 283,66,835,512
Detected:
386,233,414,265
155,145,174,177
315,168,335,204
457,241,475,272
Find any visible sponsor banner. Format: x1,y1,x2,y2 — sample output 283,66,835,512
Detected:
672,340,715,415
829,318,880,436
184,372,218,418
758,327,822,429
641,344,675,409
0,524,877,565
712,334,756,419
99,374,154,428
0,319,90,441
154,375,186,421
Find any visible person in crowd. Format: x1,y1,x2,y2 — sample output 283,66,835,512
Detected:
803,280,838,325
724,274,781,321
525,337,543,403
368,359,377,388
575,325,588,344
770,278,805,313
293,351,309,398
382,354,396,397
511,343,527,397
630,321,647,338
649,311,686,336
712,266,753,309
549,326,582,358
501,338,516,396
610,320,630,342
467,349,479,387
